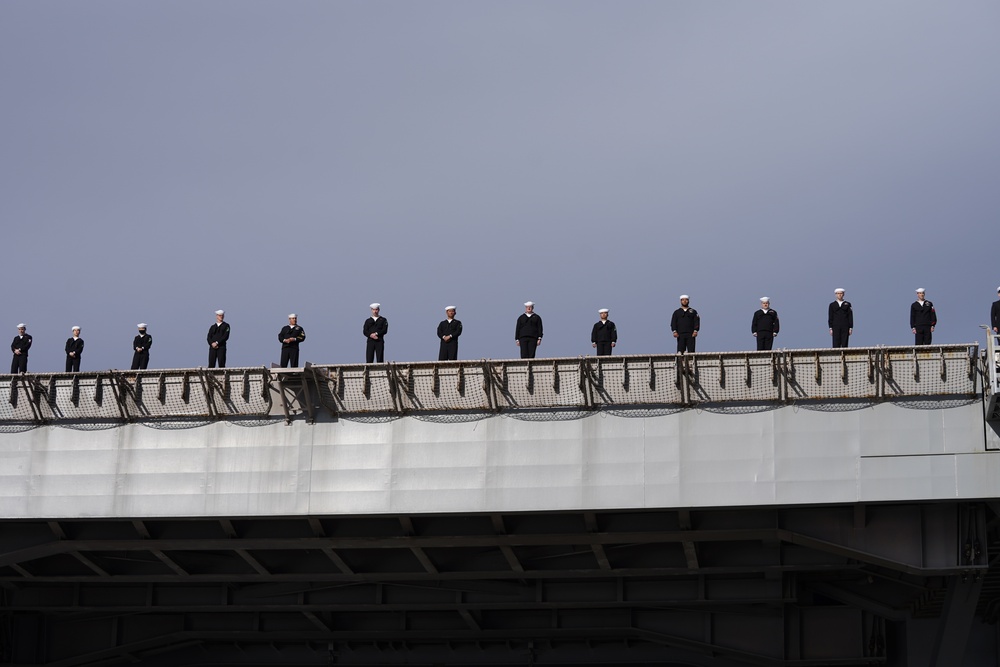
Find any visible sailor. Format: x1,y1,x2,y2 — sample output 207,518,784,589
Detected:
131,324,152,370
828,289,853,348
670,295,700,353
591,308,617,356
990,287,1000,334
515,301,543,359
10,323,31,374
364,303,388,363
910,289,936,345
437,306,462,361
278,314,306,368
65,326,84,372
751,298,779,351
207,309,230,368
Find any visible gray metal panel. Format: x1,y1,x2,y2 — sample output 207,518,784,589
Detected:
1,400,999,520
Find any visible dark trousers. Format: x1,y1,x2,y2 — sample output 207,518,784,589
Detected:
519,337,538,359
676,334,696,354
831,328,850,348
366,338,384,363
280,346,299,368
65,356,80,373
209,346,227,368
131,352,149,370
595,342,613,356
439,339,458,361
756,333,774,351
914,327,933,346
10,355,27,374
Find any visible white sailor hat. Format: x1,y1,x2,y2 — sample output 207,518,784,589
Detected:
288,313,297,319
598,308,609,313
16,323,25,328
834,288,845,293
445,305,456,311
524,301,535,307
215,309,225,315
71,326,80,331
760,297,771,303
137,323,147,328
916,288,925,293
679,295,689,300
370,303,381,309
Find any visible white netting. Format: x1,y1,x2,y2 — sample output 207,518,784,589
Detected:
685,353,781,404
784,349,879,400
881,346,977,397
0,345,979,425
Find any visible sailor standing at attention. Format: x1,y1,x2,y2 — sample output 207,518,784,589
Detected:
65,326,84,372
591,308,617,356
207,309,230,368
515,301,543,359
437,306,462,361
131,323,152,370
751,298,779,351
991,286,1000,334
670,295,700,353
278,314,306,368
828,289,853,348
910,288,936,345
364,303,388,363
10,323,31,374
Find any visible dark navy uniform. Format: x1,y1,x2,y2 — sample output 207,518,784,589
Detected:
65,336,84,372
991,297,1000,333
437,318,462,361
515,313,543,359
364,316,388,363
910,299,936,345
131,331,152,370
670,307,700,353
278,324,306,367
10,332,31,374
591,319,617,356
207,321,231,368
752,309,780,351
828,300,853,348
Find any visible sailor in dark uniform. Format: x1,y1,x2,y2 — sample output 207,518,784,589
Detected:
65,326,84,372
828,288,853,348
990,286,1000,335
131,323,152,370
10,323,31,374
670,295,700,353
591,308,617,356
207,309,230,368
364,303,388,363
910,288,936,345
437,306,462,361
751,297,779,351
515,301,543,359
278,314,306,368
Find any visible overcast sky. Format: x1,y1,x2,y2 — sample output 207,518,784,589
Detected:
2,1,998,372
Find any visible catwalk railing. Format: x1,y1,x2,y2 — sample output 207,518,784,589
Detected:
984,328,1000,421
0,344,981,425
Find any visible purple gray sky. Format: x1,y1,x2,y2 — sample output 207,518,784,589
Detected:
2,1,998,371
